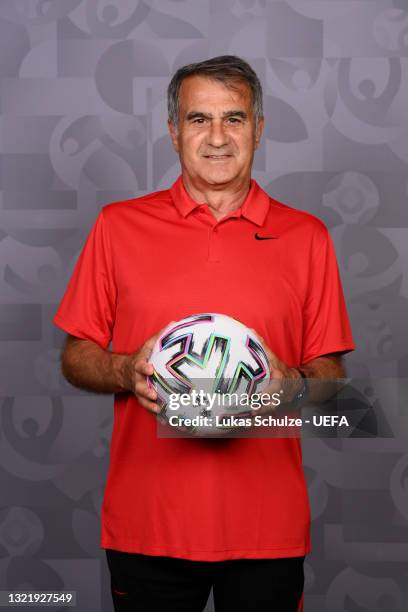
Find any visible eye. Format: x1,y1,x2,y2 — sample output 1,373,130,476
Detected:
192,117,206,124
227,117,242,124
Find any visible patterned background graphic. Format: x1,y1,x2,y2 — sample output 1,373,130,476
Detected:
1,1,408,610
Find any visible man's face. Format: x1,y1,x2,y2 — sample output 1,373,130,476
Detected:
168,75,264,189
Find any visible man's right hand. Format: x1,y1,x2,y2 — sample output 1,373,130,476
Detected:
60,322,174,415
121,324,172,415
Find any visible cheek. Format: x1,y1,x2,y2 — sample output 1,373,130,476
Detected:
232,128,255,147
180,134,205,155
235,136,255,159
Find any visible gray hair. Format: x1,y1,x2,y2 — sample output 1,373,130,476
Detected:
167,55,264,127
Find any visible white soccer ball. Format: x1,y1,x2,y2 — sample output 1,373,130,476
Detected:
148,313,271,436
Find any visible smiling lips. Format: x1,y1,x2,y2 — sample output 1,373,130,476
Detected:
203,154,232,160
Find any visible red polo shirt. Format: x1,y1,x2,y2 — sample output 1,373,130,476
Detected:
53,176,355,561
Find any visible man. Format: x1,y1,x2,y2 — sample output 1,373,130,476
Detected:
54,56,355,611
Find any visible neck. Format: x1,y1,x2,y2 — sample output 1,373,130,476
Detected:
181,173,252,221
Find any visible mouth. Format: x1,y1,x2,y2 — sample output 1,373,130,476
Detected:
203,155,232,160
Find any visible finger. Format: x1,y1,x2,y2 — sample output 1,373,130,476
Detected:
135,379,157,400
138,340,156,361
262,378,284,397
250,328,270,354
145,320,177,350
266,348,279,368
133,358,155,376
157,320,176,336
138,396,162,415
250,403,277,419
141,321,177,361
250,402,269,417
250,327,266,348
250,328,278,366
249,386,283,417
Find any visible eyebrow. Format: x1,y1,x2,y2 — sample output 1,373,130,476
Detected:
185,110,248,121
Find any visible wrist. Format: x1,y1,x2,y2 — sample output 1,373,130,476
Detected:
111,353,132,393
290,367,309,409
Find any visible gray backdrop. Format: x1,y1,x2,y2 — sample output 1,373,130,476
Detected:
1,1,408,610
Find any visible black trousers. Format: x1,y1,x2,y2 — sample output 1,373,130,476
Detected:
106,549,305,612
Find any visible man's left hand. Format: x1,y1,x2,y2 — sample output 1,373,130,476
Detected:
250,330,304,417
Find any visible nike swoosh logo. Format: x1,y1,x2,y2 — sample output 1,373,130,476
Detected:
254,233,275,241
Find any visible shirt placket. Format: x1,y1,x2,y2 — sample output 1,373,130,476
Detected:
195,205,241,263
207,222,222,263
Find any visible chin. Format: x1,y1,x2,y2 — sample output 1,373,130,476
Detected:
202,170,237,185
206,176,234,186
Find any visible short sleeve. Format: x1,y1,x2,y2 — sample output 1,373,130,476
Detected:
53,209,117,349
301,225,355,364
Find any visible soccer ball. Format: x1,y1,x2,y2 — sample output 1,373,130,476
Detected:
147,313,270,435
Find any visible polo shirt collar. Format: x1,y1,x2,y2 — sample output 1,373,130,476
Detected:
169,175,270,227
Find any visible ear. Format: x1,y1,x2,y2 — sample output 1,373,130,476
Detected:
254,116,264,150
168,120,179,153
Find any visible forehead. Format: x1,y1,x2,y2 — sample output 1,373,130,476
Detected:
178,75,252,113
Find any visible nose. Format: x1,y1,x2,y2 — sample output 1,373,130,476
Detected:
207,120,229,148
